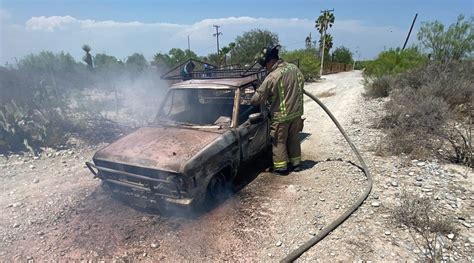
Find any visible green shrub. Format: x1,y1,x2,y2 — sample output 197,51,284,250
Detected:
364,47,428,78
354,60,370,70
332,46,353,64
281,48,320,81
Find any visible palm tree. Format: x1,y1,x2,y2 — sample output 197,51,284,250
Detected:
305,33,312,49
82,44,93,69
318,33,333,55
315,11,335,76
220,42,236,65
315,11,335,35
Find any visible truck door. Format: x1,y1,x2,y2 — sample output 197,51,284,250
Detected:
237,86,269,161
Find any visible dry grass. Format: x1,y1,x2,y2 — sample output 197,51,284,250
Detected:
378,61,473,166
392,192,457,262
363,75,394,98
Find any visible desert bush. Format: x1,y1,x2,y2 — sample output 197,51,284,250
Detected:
0,53,85,153
392,192,457,262
364,47,428,78
382,61,473,166
363,75,394,98
281,48,320,81
0,100,72,152
395,61,473,108
0,51,164,154
384,90,451,155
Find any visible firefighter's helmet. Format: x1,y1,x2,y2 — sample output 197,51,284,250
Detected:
255,45,281,67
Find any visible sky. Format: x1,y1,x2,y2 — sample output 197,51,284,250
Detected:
0,0,472,64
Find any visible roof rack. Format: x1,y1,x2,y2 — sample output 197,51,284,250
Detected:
160,59,265,80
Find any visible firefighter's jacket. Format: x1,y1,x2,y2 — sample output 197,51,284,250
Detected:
251,60,304,123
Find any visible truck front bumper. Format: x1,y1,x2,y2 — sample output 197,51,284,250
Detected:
86,160,195,206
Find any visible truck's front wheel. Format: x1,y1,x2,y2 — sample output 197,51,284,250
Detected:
207,171,228,202
193,169,232,211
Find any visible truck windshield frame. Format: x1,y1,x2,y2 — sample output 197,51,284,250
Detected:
157,87,237,127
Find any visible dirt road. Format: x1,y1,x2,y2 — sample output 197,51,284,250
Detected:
1,71,472,261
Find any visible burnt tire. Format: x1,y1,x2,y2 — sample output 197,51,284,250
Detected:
207,171,229,202
193,170,231,212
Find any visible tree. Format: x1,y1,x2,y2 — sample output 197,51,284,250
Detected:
206,53,221,66
153,48,198,68
230,29,279,65
281,48,320,80
315,11,335,35
207,42,237,66
153,53,170,68
305,33,313,49
315,10,335,76
19,51,78,73
332,46,353,64
94,53,122,69
219,42,236,65
17,51,87,97
417,15,474,62
82,44,93,69
126,53,147,75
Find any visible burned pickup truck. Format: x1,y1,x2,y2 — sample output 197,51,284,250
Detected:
86,60,270,209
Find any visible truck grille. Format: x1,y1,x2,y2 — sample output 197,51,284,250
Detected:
94,159,187,199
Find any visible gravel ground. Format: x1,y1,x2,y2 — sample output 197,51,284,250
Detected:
1,70,472,261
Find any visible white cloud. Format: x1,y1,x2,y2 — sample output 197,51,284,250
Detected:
1,15,408,64
25,15,186,31
0,8,11,21
26,15,77,31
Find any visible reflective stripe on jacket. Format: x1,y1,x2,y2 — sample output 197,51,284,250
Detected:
251,60,304,123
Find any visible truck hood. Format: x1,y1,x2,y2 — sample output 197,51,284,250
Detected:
93,126,223,172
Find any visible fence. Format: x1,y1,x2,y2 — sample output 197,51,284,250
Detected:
323,62,353,75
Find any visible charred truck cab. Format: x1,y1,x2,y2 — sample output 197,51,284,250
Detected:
86,60,270,209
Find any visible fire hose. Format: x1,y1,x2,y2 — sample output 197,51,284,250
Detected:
280,90,373,262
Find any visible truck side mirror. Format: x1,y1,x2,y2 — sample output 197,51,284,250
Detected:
249,112,263,124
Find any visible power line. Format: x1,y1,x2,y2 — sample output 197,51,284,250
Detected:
213,25,222,55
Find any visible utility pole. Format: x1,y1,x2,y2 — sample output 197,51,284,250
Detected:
352,47,359,70
318,9,334,77
187,35,191,50
402,13,418,50
320,29,327,76
213,25,222,55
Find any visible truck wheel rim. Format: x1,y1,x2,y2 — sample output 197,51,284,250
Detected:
209,173,226,200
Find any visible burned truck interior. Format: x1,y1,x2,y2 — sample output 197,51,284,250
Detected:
158,88,236,126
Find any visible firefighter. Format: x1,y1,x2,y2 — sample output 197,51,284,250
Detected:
251,45,304,175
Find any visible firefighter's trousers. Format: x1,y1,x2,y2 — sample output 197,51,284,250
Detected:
270,118,302,169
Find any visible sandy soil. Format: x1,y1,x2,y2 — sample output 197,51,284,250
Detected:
1,70,472,262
